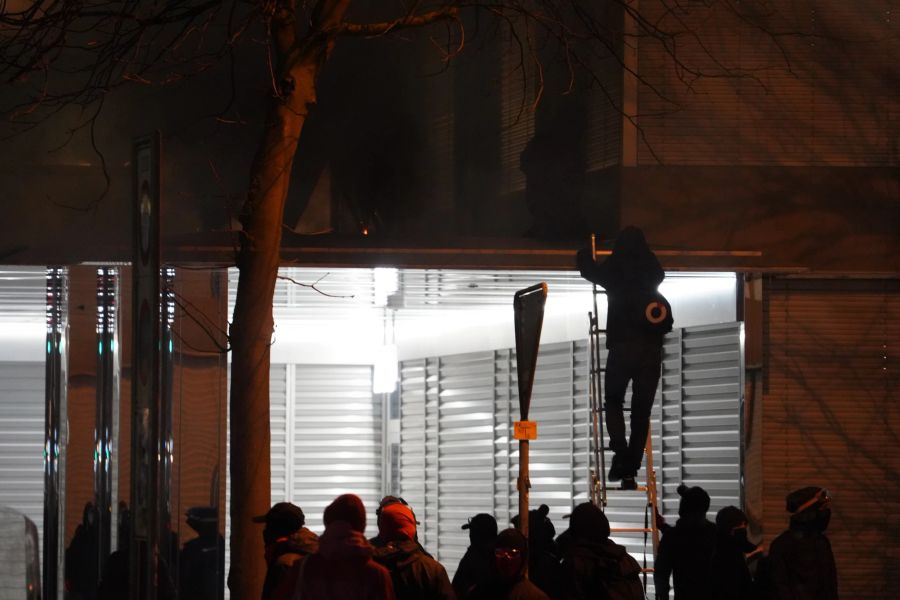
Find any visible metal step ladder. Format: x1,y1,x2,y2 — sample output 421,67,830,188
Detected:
586,234,661,569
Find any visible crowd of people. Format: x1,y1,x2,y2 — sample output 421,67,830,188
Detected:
69,228,838,600
250,483,836,600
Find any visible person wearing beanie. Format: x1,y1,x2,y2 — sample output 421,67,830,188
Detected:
453,514,498,600
290,494,394,600
767,487,838,600
371,500,454,600
654,484,716,600
710,506,761,600
559,502,645,600
510,505,564,599
577,226,670,490
252,502,319,600
469,528,549,600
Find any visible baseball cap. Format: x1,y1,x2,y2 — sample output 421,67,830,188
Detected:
252,502,305,539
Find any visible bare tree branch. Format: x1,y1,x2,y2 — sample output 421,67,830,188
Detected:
336,6,460,37
277,273,355,299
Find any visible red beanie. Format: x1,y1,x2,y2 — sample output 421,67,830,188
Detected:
378,502,417,541
324,494,367,533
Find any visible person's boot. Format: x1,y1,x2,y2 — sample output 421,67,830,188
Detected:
608,454,625,482
620,476,638,491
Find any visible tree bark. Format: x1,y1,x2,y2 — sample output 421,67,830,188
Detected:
228,1,350,596
229,96,307,599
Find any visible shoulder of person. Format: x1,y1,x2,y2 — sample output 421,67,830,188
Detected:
274,551,304,570
511,578,551,600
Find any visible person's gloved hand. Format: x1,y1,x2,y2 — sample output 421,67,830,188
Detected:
655,508,670,533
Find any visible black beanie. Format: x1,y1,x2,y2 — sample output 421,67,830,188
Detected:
568,502,610,542
715,505,747,533
786,486,829,515
677,484,711,518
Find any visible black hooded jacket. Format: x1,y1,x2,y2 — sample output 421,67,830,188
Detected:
710,534,757,600
654,515,716,600
261,527,320,600
562,538,645,600
560,503,644,600
373,538,455,600
511,505,564,599
767,522,838,600
468,578,548,600
576,226,665,348
453,542,493,600
179,532,225,600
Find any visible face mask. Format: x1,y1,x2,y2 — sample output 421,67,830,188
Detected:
814,509,831,532
494,548,523,579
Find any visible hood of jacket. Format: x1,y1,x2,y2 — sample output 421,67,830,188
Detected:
567,538,641,579
266,526,319,565
287,527,319,554
612,226,651,257
372,538,423,571
318,520,375,561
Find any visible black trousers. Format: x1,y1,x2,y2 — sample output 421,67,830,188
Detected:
604,340,662,475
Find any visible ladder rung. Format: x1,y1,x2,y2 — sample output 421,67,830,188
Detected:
606,485,650,492
610,527,653,533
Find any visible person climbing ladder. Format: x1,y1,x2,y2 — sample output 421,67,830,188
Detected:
577,226,672,490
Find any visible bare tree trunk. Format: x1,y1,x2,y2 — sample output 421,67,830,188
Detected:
228,2,349,596
228,55,319,600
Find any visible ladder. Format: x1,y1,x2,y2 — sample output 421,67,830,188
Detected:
586,234,661,561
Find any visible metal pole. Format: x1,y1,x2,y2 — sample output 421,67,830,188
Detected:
44,267,66,600
518,439,530,541
131,133,161,600
96,268,117,582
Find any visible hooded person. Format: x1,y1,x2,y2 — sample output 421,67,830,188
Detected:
559,502,645,600
452,513,498,600
65,502,101,600
510,505,564,599
254,502,319,600
290,494,394,600
577,226,670,489
178,506,225,600
654,484,716,600
371,500,455,600
767,487,837,600
710,506,761,600
469,528,549,600
370,496,429,555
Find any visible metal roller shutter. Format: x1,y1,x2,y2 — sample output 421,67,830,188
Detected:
435,352,496,568
0,268,48,547
400,323,743,582
398,359,431,550
269,365,289,503
291,364,381,532
763,279,900,600
0,363,45,532
672,323,743,513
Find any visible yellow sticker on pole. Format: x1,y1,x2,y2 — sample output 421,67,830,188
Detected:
513,420,538,440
